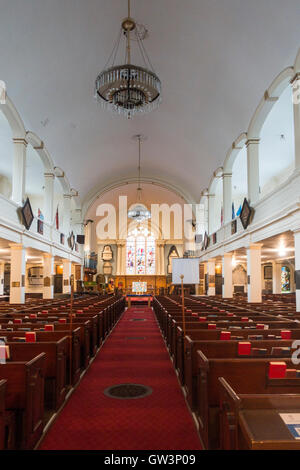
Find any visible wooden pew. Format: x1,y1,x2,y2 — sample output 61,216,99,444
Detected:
8,338,67,411
184,337,298,411
219,377,300,450
0,353,46,449
196,353,300,449
0,379,6,450
0,328,81,386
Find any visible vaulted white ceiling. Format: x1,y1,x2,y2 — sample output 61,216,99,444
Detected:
0,0,299,203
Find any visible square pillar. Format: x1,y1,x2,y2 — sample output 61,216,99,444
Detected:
272,261,282,294
12,139,27,205
246,139,260,205
0,262,4,296
222,253,233,298
208,194,215,234
62,259,71,295
292,74,300,170
10,244,26,304
44,173,54,224
247,244,262,303
207,259,215,296
43,253,54,299
222,173,232,225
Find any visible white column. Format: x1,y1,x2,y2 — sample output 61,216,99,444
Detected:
12,138,27,205
294,230,300,312
63,195,71,235
272,261,282,294
207,259,216,296
156,242,161,275
223,173,232,224
116,243,122,275
160,244,165,275
43,253,54,299
121,242,126,275
222,253,233,298
0,262,4,296
246,139,260,205
62,259,71,295
208,194,215,234
292,74,300,169
44,173,54,224
9,244,26,304
247,244,262,303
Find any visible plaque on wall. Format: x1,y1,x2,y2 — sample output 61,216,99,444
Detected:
44,276,51,287
103,262,112,275
20,198,34,230
12,281,20,287
102,245,113,261
63,279,69,286
37,219,44,235
231,219,237,235
212,233,217,245
240,198,253,230
203,232,208,250
60,233,65,245
264,265,273,280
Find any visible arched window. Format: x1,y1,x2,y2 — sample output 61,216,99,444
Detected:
126,227,155,275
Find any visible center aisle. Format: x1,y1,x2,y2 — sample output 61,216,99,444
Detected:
39,306,202,450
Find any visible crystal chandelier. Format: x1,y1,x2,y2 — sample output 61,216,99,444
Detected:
128,135,151,222
95,0,161,119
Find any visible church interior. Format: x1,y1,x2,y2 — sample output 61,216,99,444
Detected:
0,0,300,452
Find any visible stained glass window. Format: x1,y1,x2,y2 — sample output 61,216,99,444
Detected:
126,233,156,275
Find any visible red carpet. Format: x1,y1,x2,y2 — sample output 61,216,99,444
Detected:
39,307,202,450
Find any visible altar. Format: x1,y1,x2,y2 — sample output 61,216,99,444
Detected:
126,294,153,308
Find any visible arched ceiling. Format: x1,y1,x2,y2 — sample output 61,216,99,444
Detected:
0,0,299,203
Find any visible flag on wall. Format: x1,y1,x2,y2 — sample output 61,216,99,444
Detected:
232,202,235,220
220,206,223,225
55,205,59,230
236,204,242,217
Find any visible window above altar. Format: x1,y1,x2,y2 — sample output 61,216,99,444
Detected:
126,226,156,275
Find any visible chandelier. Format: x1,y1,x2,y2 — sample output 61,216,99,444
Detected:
128,135,151,222
95,0,161,119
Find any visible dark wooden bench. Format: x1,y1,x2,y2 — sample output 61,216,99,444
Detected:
0,353,46,449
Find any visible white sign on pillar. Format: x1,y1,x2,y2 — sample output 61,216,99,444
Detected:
63,259,72,294
43,254,54,299
247,244,262,303
222,253,233,298
10,244,26,304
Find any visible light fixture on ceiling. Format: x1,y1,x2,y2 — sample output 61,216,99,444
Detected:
94,0,161,119
278,241,287,257
127,134,151,222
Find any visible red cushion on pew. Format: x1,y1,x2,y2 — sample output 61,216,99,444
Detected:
268,362,287,378
220,331,231,340
13,319,22,324
59,318,67,324
238,342,251,356
256,324,264,329
199,317,207,322
208,323,216,330
281,330,291,339
25,332,36,343
30,314,37,319
45,324,54,332
241,317,249,322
